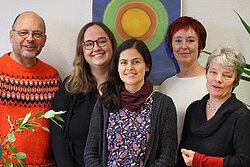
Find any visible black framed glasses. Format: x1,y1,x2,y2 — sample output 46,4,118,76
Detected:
12,30,45,39
82,37,108,50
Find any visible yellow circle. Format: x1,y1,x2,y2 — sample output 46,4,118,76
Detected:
121,8,151,38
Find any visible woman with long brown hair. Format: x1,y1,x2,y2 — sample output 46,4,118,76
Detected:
51,22,117,167
84,39,177,167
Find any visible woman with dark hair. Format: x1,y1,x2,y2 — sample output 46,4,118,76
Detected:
160,16,208,143
177,47,250,167
84,38,177,167
50,22,117,167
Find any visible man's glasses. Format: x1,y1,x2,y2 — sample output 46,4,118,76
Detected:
12,30,45,39
82,37,108,50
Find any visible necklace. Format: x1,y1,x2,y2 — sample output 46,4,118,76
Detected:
207,100,219,111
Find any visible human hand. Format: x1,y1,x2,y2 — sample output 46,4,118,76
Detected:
181,148,195,166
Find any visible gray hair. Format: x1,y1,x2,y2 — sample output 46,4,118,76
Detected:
205,47,246,86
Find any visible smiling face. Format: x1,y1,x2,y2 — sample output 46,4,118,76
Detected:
172,27,199,66
118,48,149,93
206,61,236,101
83,25,113,70
10,12,47,65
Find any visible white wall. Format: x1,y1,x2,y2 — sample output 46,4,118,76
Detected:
182,0,250,105
0,0,249,104
183,0,250,65
0,0,92,78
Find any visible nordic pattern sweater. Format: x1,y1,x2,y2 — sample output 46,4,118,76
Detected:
0,53,61,166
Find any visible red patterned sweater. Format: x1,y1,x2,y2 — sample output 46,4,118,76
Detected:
0,53,61,166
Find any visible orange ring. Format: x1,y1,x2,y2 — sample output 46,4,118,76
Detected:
115,2,157,41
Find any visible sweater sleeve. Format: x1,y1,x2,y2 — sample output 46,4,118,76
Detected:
193,152,223,167
50,77,75,167
223,109,250,167
176,103,192,167
84,99,103,167
153,94,177,166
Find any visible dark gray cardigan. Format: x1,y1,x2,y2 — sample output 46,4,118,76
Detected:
84,92,177,167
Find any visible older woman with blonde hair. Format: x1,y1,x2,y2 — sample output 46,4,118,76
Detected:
177,47,250,167
51,22,117,167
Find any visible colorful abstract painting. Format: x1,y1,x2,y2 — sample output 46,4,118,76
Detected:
93,0,181,85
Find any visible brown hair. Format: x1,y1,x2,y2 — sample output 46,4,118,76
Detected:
65,22,117,94
100,38,152,112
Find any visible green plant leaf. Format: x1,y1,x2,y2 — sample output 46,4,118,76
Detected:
55,110,67,115
50,118,63,129
20,159,25,163
16,127,24,132
8,155,13,160
240,75,250,82
15,163,23,167
7,114,13,126
245,63,250,69
4,158,10,167
16,163,27,167
22,122,35,133
31,123,39,127
0,143,2,161
35,111,44,118
201,50,212,55
18,121,22,127
43,110,66,119
8,133,16,142
41,126,50,133
235,66,250,76
234,10,250,35
54,114,64,122
42,110,55,118
24,126,35,133
16,152,26,160
23,122,31,126
21,112,32,126
8,144,17,153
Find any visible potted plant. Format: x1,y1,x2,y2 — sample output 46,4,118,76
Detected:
233,10,250,83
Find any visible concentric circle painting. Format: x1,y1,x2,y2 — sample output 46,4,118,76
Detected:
93,0,181,85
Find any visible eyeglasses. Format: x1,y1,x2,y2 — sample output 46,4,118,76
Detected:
82,37,108,50
12,30,45,39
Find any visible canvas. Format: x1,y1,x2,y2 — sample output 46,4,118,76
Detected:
92,0,181,85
